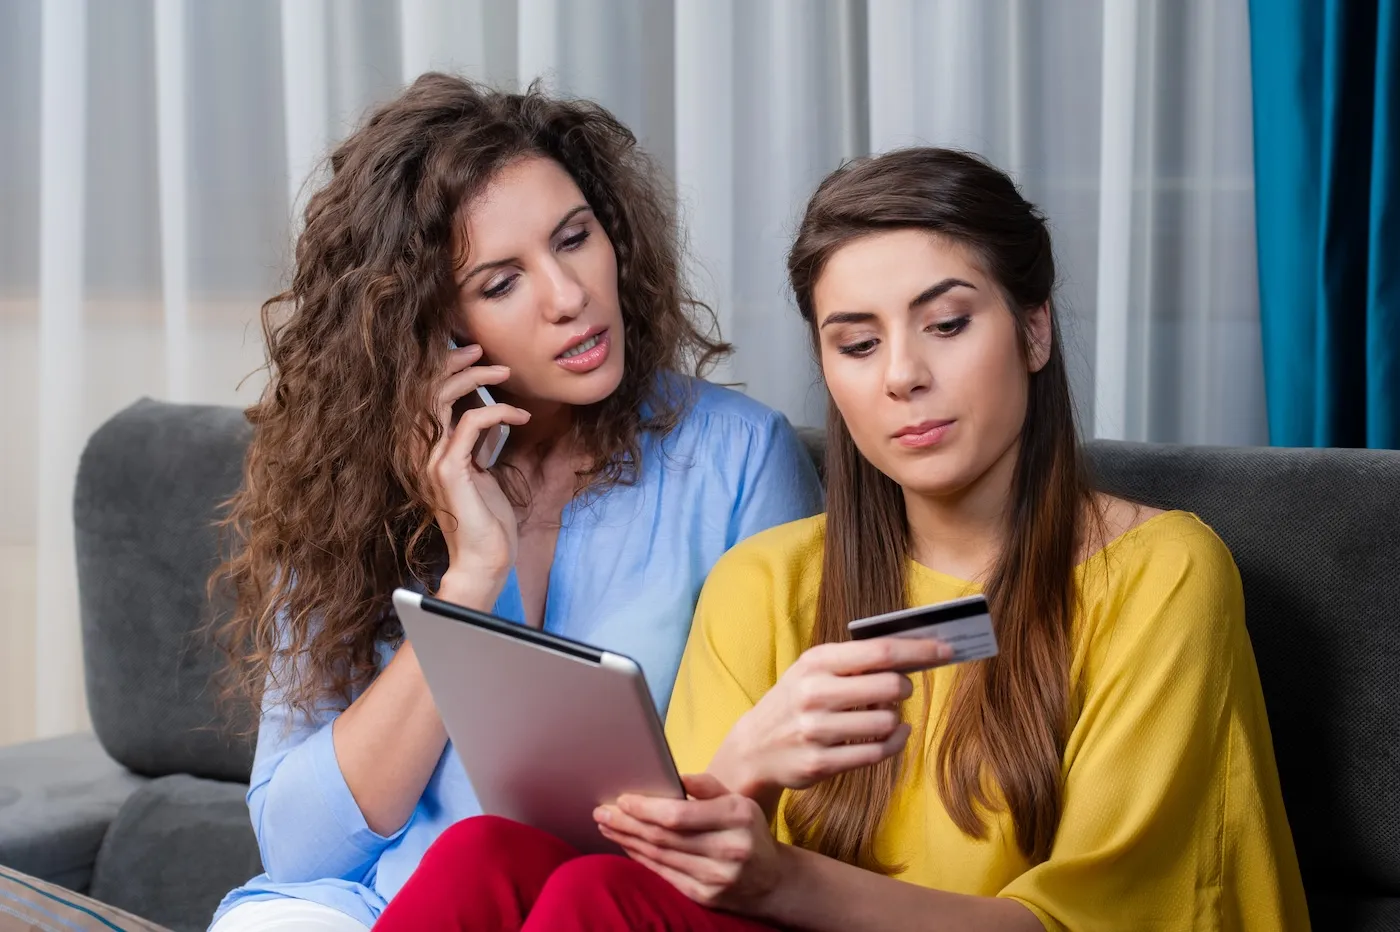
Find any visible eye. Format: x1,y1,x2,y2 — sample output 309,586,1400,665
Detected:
928,315,970,337
482,274,517,300
837,339,879,358
559,227,591,251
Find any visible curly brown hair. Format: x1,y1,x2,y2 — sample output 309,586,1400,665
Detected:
211,73,729,727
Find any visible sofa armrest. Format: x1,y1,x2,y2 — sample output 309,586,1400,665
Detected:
0,732,148,892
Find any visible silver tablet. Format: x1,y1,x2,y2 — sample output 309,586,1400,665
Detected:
392,588,684,854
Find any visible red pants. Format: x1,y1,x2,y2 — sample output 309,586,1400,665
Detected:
374,816,778,931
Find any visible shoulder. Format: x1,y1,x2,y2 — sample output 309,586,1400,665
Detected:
651,375,819,495
665,374,800,438
712,513,827,577
696,515,826,634
1080,510,1245,669
1100,509,1239,591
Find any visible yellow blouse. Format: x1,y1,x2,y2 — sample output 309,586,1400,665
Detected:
665,511,1309,931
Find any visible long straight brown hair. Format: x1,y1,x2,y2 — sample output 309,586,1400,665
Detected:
784,148,1094,868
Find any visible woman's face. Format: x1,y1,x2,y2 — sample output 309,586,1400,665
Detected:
813,230,1049,499
452,155,625,407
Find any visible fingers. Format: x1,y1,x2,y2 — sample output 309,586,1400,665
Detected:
433,402,531,479
681,772,730,800
791,670,913,713
444,341,484,374
595,802,755,895
816,722,913,773
610,792,752,834
802,636,951,677
792,708,903,746
434,365,510,432
776,719,913,788
607,844,706,902
595,805,720,857
599,827,731,903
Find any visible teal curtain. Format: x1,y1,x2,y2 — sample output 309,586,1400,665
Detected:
1249,0,1400,448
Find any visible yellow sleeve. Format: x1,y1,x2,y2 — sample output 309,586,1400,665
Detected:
664,521,815,775
1000,523,1308,932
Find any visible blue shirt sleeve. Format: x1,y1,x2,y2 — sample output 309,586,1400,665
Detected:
727,410,824,546
246,645,407,884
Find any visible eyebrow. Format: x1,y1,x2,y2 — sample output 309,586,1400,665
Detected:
458,204,592,285
818,277,977,329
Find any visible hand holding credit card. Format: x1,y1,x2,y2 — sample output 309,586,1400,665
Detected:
847,594,999,672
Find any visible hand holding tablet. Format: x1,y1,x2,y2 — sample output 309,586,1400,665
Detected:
394,589,683,855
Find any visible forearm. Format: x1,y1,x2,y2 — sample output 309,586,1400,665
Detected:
333,572,498,836
755,844,1044,932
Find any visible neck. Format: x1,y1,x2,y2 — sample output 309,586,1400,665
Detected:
499,394,575,473
903,439,1020,584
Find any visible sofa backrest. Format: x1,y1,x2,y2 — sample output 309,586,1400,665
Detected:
74,398,254,782
75,403,1399,904
1085,440,1400,904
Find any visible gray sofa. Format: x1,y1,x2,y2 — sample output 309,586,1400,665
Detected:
0,398,1397,931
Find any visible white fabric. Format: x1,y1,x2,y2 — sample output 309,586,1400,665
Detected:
0,0,1263,741
209,899,371,932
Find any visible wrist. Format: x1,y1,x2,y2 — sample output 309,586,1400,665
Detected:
751,842,805,925
710,737,774,803
434,567,506,611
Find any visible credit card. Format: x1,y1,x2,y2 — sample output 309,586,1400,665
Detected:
846,594,998,670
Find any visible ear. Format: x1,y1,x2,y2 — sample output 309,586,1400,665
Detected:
1025,302,1052,373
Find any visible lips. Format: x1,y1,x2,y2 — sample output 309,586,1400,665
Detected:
555,327,612,374
894,419,955,449
559,332,603,359
556,326,606,360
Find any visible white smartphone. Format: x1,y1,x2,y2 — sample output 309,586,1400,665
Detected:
449,338,509,470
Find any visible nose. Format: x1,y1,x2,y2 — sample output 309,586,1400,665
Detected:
883,335,932,400
541,255,587,324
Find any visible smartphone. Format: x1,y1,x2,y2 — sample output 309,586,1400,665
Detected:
847,594,998,672
448,338,509,470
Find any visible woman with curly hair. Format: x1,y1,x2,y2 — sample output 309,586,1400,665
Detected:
206,73,822,932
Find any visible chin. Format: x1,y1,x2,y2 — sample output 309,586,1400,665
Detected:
557,359,626,408
868,451,974,499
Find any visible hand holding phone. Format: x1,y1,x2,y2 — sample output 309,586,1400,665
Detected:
455,385,509,470
427,341,532,604
448,338,510,470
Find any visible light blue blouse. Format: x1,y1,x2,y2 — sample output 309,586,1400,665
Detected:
212,377,823,928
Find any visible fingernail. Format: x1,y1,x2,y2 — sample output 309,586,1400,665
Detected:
594,807,611,824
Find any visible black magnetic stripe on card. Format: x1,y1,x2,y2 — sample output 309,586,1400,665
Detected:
849,600,990,638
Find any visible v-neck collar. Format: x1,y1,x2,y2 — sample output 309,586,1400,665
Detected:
495,493,583,634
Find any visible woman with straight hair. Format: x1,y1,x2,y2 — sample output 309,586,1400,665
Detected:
206,73,821,932
371,148,1308,931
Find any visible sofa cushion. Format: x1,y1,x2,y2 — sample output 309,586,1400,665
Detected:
0,865,170,931
0,733,147,893
88,775,261,932
74,398,255,782
1086,441,1400,903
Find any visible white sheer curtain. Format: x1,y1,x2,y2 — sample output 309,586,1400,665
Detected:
0,0,1264,743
